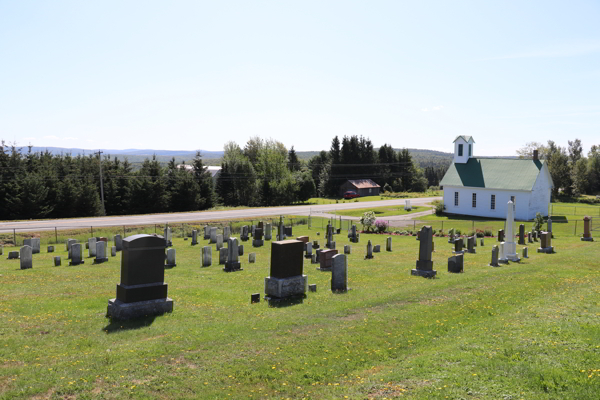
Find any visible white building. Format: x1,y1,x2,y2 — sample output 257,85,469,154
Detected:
439,136,553,221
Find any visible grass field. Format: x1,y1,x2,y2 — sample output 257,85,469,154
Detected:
334,205,426,218
1,218,599,399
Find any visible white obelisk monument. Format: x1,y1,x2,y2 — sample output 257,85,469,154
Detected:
503,200,520,262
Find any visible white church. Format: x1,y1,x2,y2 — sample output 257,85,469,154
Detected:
439,136,553,221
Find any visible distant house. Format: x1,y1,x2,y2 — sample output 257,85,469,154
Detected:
340,179,381,197
439,136,553,220
177,164,221,179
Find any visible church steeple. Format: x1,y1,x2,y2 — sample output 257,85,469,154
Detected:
453,136,475,164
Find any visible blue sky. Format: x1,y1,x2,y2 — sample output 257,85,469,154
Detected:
1,1,599,156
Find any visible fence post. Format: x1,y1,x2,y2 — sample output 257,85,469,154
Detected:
91,226,93,237
414,220,416,230
55,227,58,244
575,206,576,215
574,220,577,236
154,224,156,234
123,225,126,237
13,228,16,246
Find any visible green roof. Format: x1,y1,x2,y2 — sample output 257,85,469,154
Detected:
440,158,545,191
453,135,475,143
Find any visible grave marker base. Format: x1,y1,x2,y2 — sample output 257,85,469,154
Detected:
223,261,242,272
537,246,555,253
264,275,307,299
94,257,109,264
69,260,85,266
107,297,173,320
581,237,594,242
411,269,437,278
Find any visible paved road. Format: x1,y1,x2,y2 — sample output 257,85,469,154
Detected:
0,197,440,233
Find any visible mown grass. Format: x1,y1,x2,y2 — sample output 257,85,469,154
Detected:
334,205,426,218
1,217,599,399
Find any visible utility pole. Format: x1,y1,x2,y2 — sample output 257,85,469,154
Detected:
96,150,106,216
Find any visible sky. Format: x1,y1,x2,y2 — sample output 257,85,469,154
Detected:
1,0,599,156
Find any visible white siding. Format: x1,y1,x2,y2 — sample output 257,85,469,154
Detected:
443,186,532,220
527,164,552,219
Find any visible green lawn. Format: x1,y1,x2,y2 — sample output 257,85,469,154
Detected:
305,191,441,205
1,218,599,399
334,205,426,218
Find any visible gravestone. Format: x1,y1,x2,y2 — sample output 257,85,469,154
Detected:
348,225,359,243
386,237,392,251
453,238,464,254
20,245,32,269
305,242,313,258
95,241,109,264
69,243,85,266
412,226,436,277
296,236,309,243
518,224,525,245
528,232,533,243
223,226,231,241
581,216,594,241
331,254,348,292
219,247,228,265
448,253,463,273
522,247,528,258
54,256,61,266
241,226,249,242
66,239,77,259
114,234,123,252
312,240,320,250
284,226,293,237
326,224,334,249
251,293,260,303
88,237,97,258
365,240,374,259
503,201,520,262
309,284,317,292
533,230,538,241
165,248,176,268
209,227,217,244
191,230,198,245
264,240,307,299
251,225,256,237
165,228,173,247
249,253,256,263
111,246,117,257
202,246,212,267
344,244,351,254
467,236,476,254
278,216,285,241
480,237,484,246
311,253,318,264
216,234,224,250
373,244,381,252
224,237,242,272
24,238,40,254
203,226,211,240
498,242,508,264
253,228,264,247
547,218,553,238
265,223,272,241
106,234,173,320
318,249,338,271
238,244,244,256
47,246,54,253
489,245,499,267
537,232,554,253
498,229,504,242
8,251,19,259
404,199,412,211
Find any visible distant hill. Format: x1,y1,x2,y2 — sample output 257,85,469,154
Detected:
16,146,455,169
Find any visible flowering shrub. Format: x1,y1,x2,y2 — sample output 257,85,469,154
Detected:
374,219,388,233
360,211,376,232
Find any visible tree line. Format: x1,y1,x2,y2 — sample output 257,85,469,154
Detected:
517,139,600,197
0,135,450,220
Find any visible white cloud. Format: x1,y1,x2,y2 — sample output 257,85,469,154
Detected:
421,108,429,112
63,137,79,141
432,106,444,111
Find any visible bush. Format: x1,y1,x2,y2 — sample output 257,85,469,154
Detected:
374,219,388,233
484,229,493,237
455,229,461,235
532,212,544,232
433,200,445,216
360,211,376,232
383,183,393,193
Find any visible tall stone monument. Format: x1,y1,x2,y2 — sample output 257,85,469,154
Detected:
581,216,594,241
264,240,307,300
503,201,520,262
106,234,173,320
224,237,242,272
412,226,436,278
348,224,359,243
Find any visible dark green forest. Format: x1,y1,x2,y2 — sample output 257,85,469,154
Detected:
0,135,450,220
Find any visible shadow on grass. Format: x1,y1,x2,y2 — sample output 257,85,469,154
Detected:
267,295,306,308
102,315,157,334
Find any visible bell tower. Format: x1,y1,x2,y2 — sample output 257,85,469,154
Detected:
453,136,474,164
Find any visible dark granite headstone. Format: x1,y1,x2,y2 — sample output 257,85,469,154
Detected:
269,240,304,278
412,226,436,277
447,254,463,273
107,234,173,320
